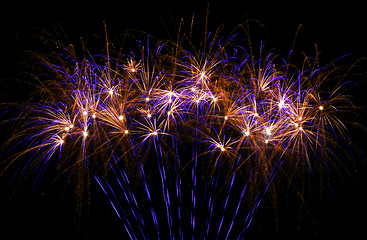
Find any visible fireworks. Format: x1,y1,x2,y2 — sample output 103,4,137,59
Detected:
1,22,361,239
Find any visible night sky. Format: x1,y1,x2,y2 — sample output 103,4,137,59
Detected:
1,1,367,239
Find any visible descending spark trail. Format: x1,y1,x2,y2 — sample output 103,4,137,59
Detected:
1,23,361,239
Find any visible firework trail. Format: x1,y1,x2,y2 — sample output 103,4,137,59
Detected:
1,22,360,239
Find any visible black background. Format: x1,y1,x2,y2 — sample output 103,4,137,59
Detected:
1,0,367,239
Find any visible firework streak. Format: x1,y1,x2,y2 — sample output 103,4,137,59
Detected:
2,28,356,239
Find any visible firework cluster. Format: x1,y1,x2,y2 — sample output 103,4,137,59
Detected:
22,41,348,162
3,28,356,239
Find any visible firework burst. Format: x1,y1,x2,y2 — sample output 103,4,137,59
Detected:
1,20,363,239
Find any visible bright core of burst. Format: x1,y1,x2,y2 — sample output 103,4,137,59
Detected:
217,144,225,151
266,128,271,136
278,100,285,109
200,71,206,79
